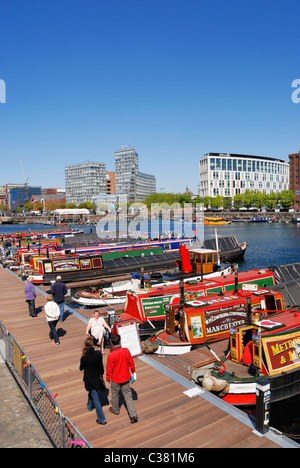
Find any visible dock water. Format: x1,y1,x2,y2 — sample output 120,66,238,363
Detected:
0,266,297,448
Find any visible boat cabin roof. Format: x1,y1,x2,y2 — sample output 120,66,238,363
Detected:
184,287,281,311
189,248,218,254
254,310,300,336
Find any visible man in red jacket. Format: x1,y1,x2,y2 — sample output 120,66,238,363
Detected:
106,334,138,423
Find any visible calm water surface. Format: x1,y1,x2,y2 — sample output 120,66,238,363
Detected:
1,221,300,269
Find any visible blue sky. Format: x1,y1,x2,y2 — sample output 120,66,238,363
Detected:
0,0,299,194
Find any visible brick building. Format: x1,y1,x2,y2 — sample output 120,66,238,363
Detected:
289,151,300,211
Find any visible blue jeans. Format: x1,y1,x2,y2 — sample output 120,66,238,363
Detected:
48,320,60,344
87,389,107,424
57,302,65,322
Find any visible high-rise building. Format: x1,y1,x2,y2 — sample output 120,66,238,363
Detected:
289,151,300,211
115,147,156,202
65,161,106,205
199,153,289,199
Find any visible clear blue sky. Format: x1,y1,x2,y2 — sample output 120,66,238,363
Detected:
1,0,299,194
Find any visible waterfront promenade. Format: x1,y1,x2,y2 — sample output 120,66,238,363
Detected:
0,267,297,448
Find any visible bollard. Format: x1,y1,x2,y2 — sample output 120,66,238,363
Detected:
256,378,271,434
107,307,116,327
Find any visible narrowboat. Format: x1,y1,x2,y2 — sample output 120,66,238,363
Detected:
29,247,182,285
150,284,287,355
70,245,234,307
122,269,276,336
192,309,300,406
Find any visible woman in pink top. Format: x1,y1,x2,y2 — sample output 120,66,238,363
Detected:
86,310,111,354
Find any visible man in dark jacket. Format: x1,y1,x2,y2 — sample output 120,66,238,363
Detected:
51,276,68,322
79,337,107,425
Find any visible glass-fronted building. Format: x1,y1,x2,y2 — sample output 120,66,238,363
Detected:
9,185,41,210
199,153,289,198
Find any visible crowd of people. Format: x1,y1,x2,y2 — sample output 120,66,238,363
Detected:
24,275,138,425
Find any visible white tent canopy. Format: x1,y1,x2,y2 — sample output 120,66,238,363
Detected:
54,209,90,215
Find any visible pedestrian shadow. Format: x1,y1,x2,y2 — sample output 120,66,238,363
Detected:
98,387,110,407
57,328,67,338
35,306,43,316
119,387,138,410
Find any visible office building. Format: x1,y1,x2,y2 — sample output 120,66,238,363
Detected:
65,161,106,205
289,151,300,211
115,147,156,202
199,153,289,198
9,185,42,210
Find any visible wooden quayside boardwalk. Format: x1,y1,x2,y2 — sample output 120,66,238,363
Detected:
0,267,296,449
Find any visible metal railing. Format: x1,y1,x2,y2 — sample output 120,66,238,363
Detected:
0,320,92,448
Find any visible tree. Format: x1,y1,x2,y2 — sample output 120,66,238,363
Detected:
278,190,294,209
24,202,34,212
210,195,223,210
265,193,278,210
36,202,43,212
0,204,8,214
233,193,244,210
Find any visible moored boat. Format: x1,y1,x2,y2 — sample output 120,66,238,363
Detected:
192,309,300,406
204,217,231,225
122,269,277,336
29,246,181,285
200,231,247,263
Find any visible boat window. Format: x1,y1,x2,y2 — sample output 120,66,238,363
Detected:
264,295,276,311
213,253,218,263
253,345,260,357
207,254,212,263
80,259,91,270
195,253,202,263
92,257,103,269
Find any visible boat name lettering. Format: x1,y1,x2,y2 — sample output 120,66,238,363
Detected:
205,310,247,325
53,260,79,272
206,320,245,335
271,337,300,357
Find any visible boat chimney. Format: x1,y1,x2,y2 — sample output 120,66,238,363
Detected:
179,244,193,273
234,267,238,292
246,296,252,323
140,267,145,289
179,279,185,305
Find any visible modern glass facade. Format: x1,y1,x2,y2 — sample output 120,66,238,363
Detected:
199,153,289,198
65,161,106,205
9,186,42,210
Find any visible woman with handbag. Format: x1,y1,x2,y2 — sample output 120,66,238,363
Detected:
79,337,107,425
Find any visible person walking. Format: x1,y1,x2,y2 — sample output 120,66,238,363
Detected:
25,277,37,317
106,334,138,424
86,310,111,354
51,276,68,322
79,337,107,425
44,294,60,345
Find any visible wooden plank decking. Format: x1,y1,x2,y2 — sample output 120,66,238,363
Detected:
0,266,289,448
